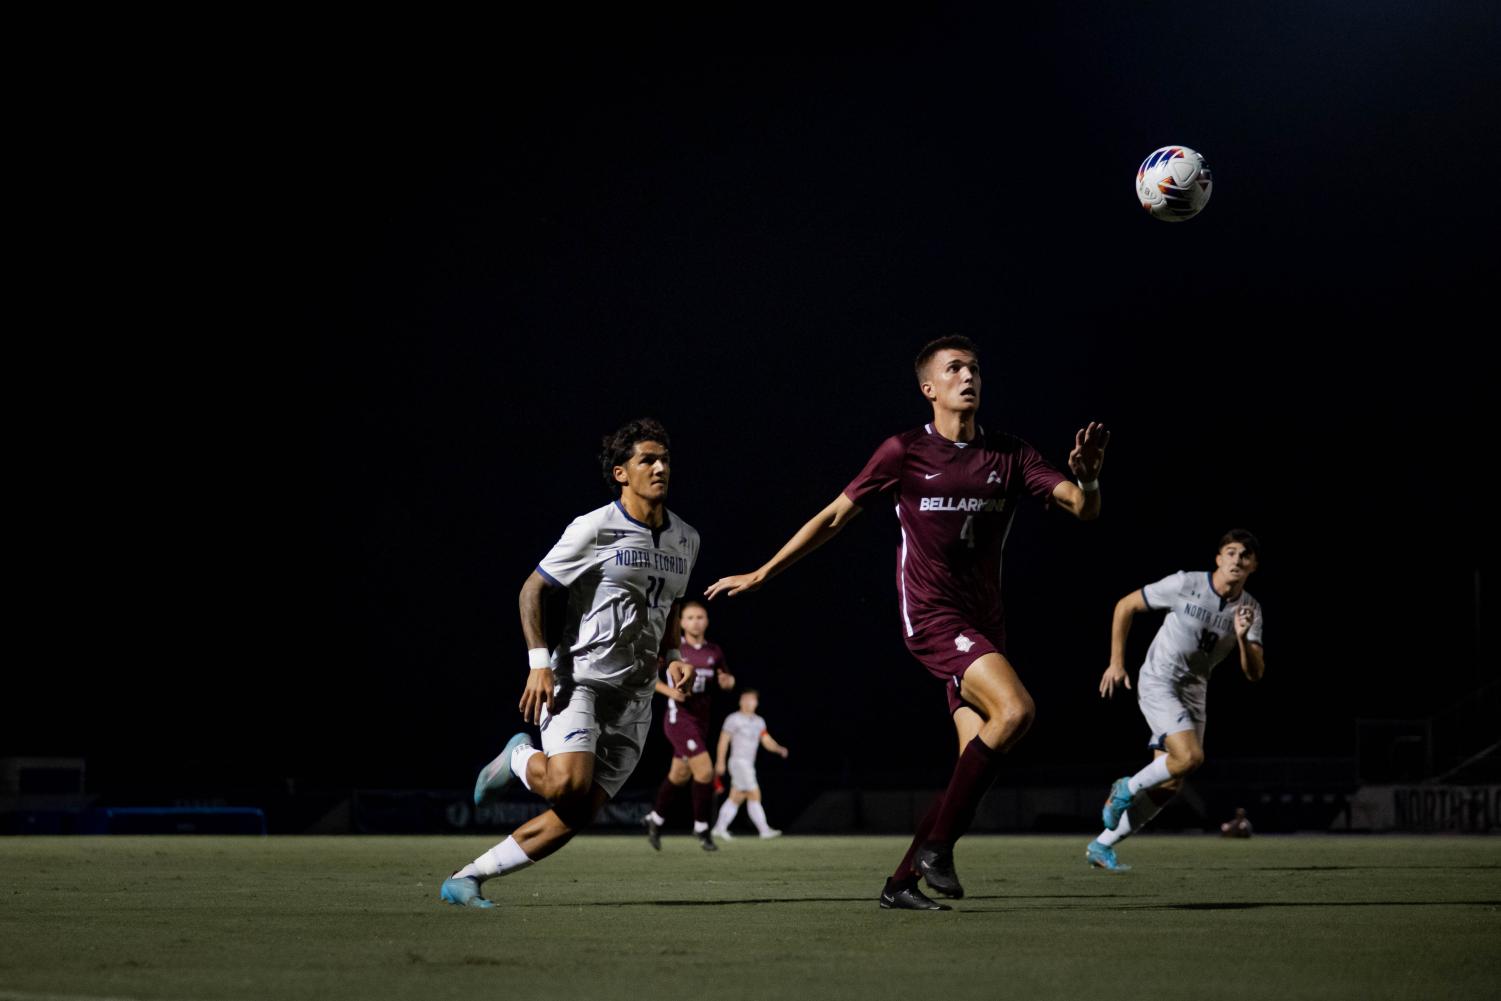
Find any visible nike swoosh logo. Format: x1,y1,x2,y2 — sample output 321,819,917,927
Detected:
924,473,942,480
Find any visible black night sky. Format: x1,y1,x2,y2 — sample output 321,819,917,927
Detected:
17,4,1496,804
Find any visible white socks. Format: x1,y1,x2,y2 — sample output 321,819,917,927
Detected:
747,802,771,834
1098,790,1169,847
713,799,740,833
1127,756,1173,795
646,811,666,826
512,744,541,792
1097,812,1132,846
455,836,533,882
693,820,709,834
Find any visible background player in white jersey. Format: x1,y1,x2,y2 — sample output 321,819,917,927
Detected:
440,419,701,907
1086,529,1265,870
710,689,789,839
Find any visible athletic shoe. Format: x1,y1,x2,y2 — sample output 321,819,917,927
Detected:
1085,839,1131,871
473,733,533,806
643,814,662,851
758,829,783,839
1101,776,1133,829
878,877,951,911
711,828,733,841
440,874,495,908
697,830,719,852
914,843,964,898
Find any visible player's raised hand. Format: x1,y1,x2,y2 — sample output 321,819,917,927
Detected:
520,667,555,724
1234,604,1255,639
705,571,765,600
1099,662,1131,698
1068,421,1110,480
667,659,695,694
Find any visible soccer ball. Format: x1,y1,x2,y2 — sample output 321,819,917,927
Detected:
1136,145,1213,221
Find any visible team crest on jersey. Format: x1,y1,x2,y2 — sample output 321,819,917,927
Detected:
986,470,1002,484
954,634,975,653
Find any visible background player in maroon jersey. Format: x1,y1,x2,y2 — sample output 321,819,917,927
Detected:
642,598,736,851
707,335,1108,910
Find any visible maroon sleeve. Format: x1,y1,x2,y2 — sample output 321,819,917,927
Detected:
842,435,906,507
1017,438,1069,501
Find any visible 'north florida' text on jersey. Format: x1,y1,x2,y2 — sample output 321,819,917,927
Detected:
843,424,1067,637
1139,570,1264,689
536,500,701,696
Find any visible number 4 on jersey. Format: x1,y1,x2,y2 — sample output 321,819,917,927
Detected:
960,515,976,549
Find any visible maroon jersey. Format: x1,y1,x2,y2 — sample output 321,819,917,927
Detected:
843,424,1067,637
667,640,727,729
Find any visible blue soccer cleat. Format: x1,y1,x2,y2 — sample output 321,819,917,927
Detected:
1085,839,1131,872
474,733,534,806
440,874,495,908
1101,776,1133,829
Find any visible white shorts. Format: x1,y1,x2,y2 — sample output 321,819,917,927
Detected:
1136,674,1207,751
728,760,758,792
538,682,651,798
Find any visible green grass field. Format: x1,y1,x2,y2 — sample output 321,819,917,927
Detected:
2,834,1498,1001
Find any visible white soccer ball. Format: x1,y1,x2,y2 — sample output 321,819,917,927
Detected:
1136,145,1213,221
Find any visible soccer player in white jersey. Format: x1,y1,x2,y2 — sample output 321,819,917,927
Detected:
440,418,702,908
1086,529,1265,870
710,689,789,839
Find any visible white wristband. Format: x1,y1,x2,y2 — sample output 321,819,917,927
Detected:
1077,478,1099,493
527,648,551,670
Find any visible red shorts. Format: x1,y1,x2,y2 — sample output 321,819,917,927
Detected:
903,612,1006,715
663,713,710,758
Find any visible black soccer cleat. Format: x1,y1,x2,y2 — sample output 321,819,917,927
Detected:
879,877,951,911
643,815,662,851
697,830,719,852
914,843,965,898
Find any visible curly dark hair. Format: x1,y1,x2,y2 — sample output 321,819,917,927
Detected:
599,418,671,495
914,335,980,385
1218,528,1261,558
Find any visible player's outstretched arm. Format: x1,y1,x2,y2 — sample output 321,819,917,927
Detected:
1099,588,1147,698
1235,605,1265,682
519,571,558,723
760,732,789,758
1052,421,1109,520
706,493,862,599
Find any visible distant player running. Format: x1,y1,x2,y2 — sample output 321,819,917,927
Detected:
642,599,736,851
1086,530,1265,871
440,419,700,908
711,689,789,840
708,335,1107,910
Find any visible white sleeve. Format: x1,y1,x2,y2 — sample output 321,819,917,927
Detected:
536,515,599,588
1140,571,1185,611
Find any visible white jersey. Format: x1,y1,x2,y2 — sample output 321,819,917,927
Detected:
1138,570,1263,691
721,711,767,768
536,500,700,697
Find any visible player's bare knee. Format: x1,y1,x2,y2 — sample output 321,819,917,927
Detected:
996,695,1035,737
1173,748,1205,773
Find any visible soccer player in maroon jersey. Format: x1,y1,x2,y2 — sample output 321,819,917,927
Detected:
642,598,736,851
706,335,1108,910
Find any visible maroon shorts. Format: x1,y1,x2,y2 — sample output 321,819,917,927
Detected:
663,711,710,758
903,612,1007,715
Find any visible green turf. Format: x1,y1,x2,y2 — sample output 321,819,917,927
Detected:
1,834,1498,1001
